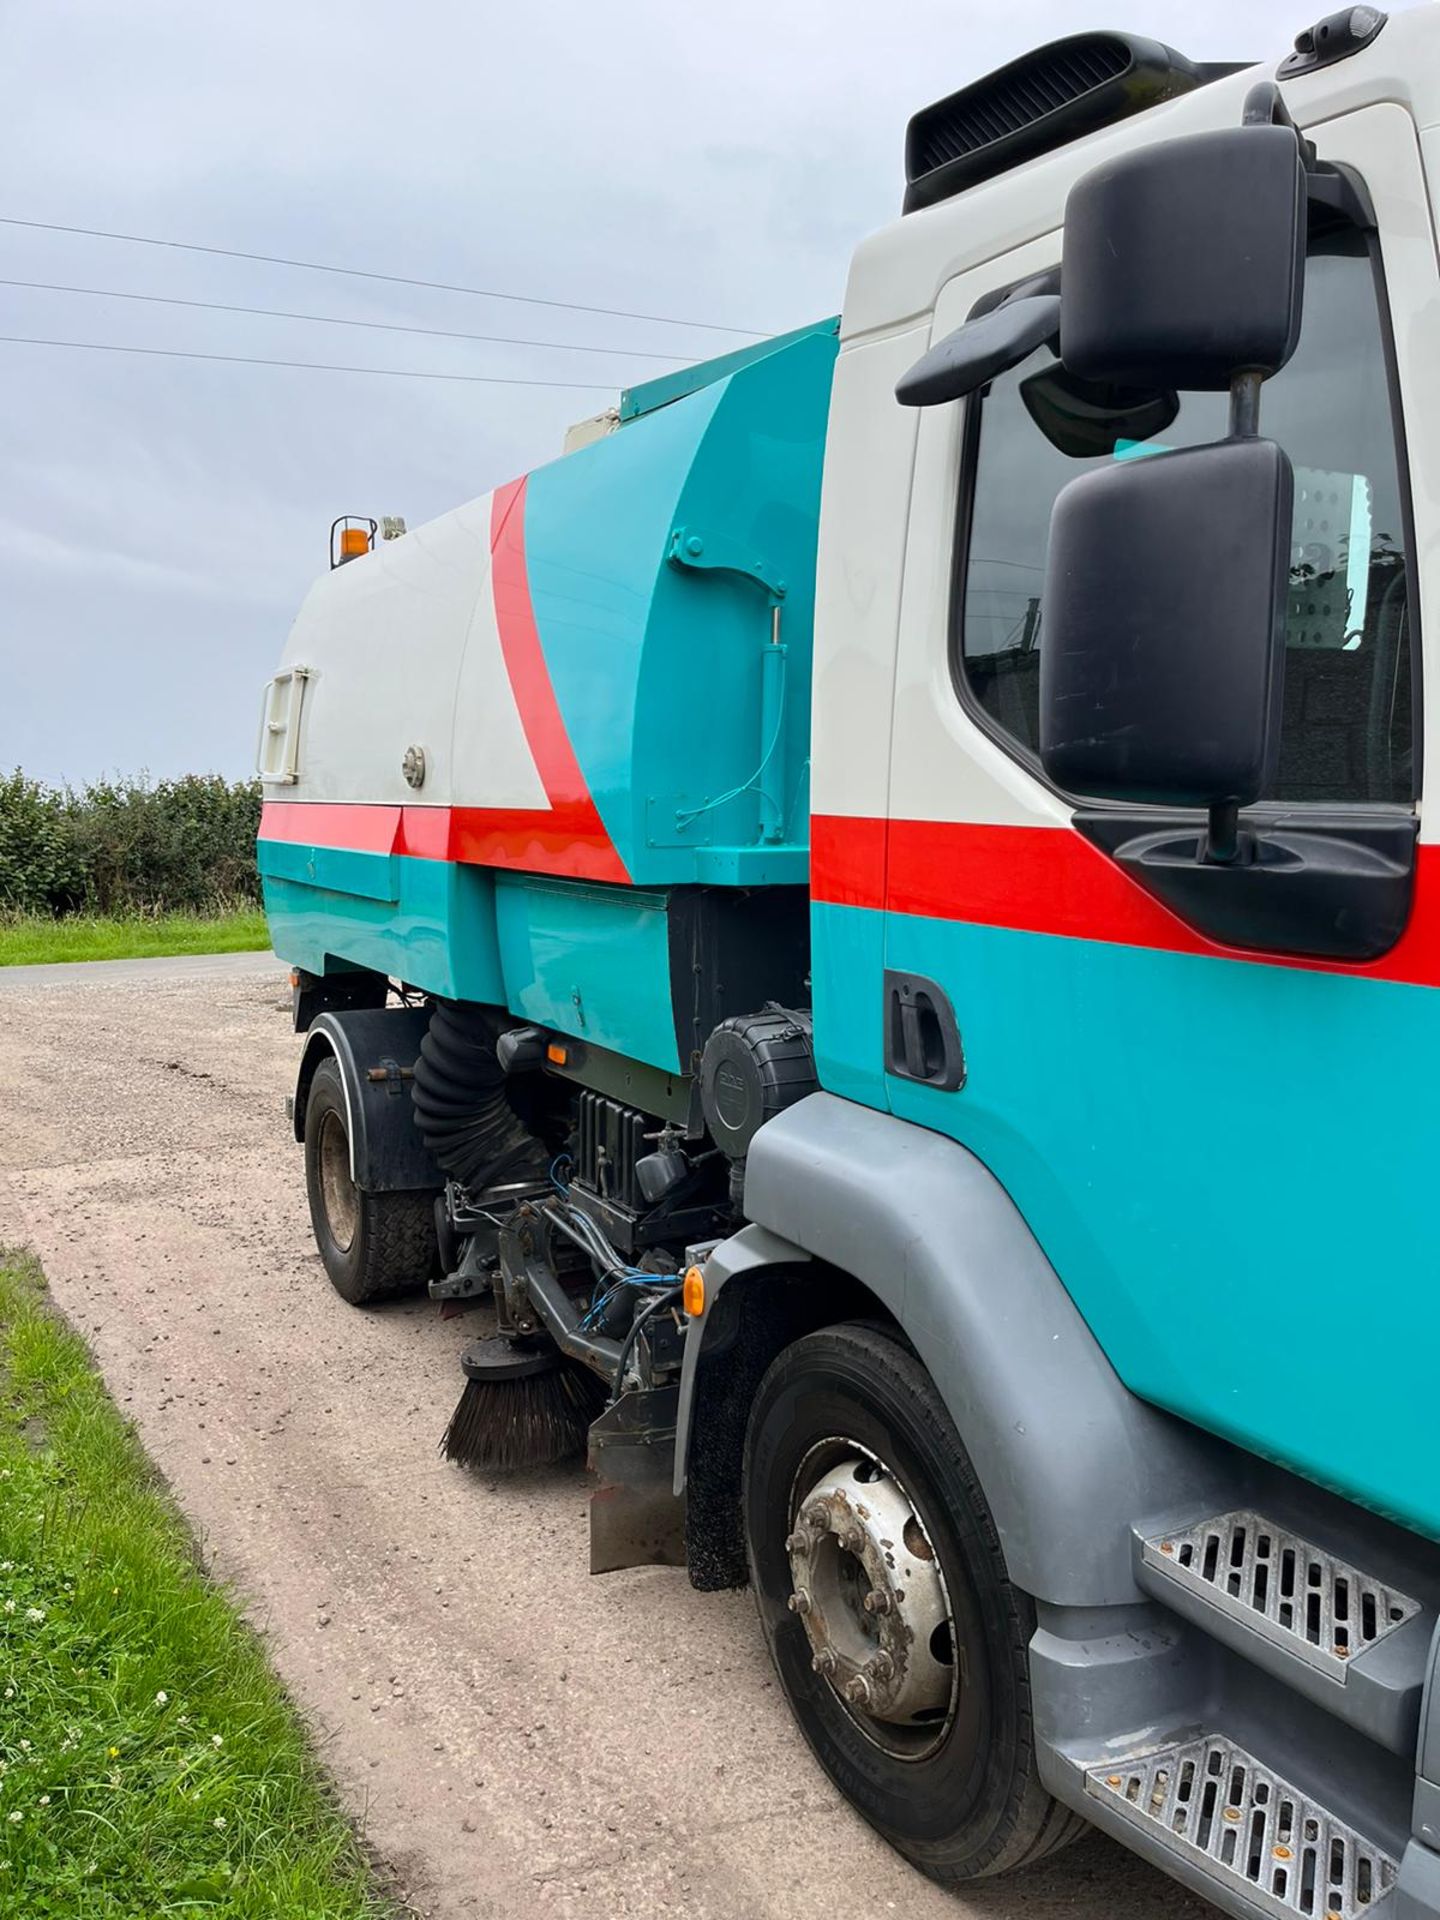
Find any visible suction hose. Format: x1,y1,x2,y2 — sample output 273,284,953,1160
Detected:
410,1002,550,1192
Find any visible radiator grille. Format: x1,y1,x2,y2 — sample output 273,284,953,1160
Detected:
1088,1736,1396,1917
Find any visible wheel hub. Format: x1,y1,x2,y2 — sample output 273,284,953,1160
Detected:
786,1447,954,1738
316,1108,358,1253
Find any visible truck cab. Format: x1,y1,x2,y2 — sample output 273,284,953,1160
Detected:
260,11,1440,1915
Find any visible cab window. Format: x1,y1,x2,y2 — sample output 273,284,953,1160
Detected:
956,229,1414,805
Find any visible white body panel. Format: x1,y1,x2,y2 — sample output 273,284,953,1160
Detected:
269,490,546,811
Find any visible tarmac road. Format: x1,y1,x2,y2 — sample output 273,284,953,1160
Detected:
0,952,1210,1919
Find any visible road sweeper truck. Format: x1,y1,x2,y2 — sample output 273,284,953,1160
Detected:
258,10,1440,1912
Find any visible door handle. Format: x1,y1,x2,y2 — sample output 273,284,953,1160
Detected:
883,971,966,1091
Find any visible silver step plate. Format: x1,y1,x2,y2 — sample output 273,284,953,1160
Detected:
1087,1734,1397,1917
1143,1510,1421,1677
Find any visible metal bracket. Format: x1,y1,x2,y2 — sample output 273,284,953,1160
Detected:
667,525,786,602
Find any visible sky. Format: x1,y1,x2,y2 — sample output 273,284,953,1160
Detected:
0,0,1393,785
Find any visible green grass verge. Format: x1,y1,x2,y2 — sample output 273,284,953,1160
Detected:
0,1251,393,1918
0,911,270,968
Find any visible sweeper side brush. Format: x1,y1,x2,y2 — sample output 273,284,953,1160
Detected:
441,1335,606,1473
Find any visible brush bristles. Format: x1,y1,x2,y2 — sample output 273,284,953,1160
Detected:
441,1363,606,1472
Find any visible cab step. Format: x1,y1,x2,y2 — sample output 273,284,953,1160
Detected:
1141,1510,1422,1678
1087,1732,1398,1917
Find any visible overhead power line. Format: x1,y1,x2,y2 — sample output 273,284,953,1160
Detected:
0,334,616,389
0,276,700,363
0,216,768,338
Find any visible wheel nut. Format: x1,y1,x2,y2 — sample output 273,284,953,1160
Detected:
843,1675,873,1707
787,1589,812,1616
841,1529,865,1556
812,1648,837,1677
870,1651,895,1683
784,1531,810,1556
862,1588,891,1615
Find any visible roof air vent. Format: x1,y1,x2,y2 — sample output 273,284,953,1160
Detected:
904,32,1235,214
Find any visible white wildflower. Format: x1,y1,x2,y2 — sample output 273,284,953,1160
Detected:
6,1811,20,1825
3,1687,12,1699
213,1815,226,1830
37,1795,48,1807
18,1740,29,1753
211,1734,223,1749
2,1601,13,1616
23,1608,43,1624
154,1690,168,1707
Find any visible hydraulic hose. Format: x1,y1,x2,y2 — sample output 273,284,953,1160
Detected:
410,1002,550,1192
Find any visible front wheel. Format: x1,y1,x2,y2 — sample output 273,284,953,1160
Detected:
303,1056,438,1305
743,1321,1085,1885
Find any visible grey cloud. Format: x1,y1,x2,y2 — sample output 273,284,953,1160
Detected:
1,0,1365,781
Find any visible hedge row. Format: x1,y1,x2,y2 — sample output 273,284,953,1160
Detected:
0,771,263,917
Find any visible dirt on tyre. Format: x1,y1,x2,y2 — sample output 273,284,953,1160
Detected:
743,1321,1087,1886
303,1056,438,1305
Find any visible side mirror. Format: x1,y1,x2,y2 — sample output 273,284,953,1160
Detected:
1061,121,1306,390
1019,362,1178,460
1039,437,1292,851
896,294,1060,408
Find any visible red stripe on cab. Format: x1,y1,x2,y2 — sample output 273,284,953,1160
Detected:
813,813,1440,989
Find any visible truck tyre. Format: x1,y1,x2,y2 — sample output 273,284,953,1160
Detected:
743,1322,1086,1884
303,1056,437,1306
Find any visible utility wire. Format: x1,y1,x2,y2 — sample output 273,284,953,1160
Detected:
0,334,615,389
0,216,768,337
0,276,701,363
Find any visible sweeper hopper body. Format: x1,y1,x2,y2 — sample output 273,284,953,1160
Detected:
258,15,1440,1913
259,320,836,1073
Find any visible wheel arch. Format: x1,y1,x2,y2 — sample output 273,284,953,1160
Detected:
677,1230,904,1591
292,1007,443,1194
682,1094,1231,1607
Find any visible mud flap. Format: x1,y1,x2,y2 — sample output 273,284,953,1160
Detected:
587,1385,686,1575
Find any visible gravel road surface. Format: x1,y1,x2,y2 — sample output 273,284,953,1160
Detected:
0,953,1209,1920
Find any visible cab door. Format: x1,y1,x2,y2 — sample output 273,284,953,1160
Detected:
881,103,1440,1539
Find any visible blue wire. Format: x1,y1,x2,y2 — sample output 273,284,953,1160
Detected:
580,1272,672,1331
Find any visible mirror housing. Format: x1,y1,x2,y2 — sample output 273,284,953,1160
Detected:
1061,123,1306,390
1040,437,1291,811
1019,362,1179,459
896,294,1060,408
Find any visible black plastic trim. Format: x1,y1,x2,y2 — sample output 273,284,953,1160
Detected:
1073,809,1418,960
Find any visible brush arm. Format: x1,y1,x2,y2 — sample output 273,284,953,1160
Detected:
512,1252,623,1384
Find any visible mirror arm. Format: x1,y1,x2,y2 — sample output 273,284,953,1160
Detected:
1242,80,1318,167
1229,368,1263,439
1204,800,1244,867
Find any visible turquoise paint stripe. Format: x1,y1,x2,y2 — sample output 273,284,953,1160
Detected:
811,900,890,1112
523,329,834,884
878,906,1440,1542
260,843,687,1075
258,836,398,904
495,873,682,1073
618,316,839,421
259,843,505,1004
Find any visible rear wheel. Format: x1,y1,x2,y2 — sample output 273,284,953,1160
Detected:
743,1321,1085,1885
303,1056,437,1305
